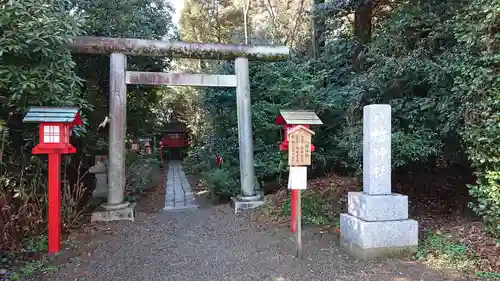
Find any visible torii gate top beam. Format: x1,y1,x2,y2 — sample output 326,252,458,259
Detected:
68,36,290,61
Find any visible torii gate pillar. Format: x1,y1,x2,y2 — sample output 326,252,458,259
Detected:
235,57,256,199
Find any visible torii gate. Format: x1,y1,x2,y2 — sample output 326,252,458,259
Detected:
68,37,289,216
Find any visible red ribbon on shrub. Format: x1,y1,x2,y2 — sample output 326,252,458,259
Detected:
215,154,223,166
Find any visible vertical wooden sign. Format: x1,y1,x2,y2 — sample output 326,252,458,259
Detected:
288,125,314,166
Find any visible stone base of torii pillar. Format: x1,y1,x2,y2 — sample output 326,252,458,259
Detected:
340,104,418,260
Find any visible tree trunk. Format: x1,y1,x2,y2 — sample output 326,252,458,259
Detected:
243,0,250,44
312,0,325,58
354,0,373,44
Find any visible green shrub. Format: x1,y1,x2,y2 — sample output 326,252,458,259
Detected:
415,231,479,272
180,0,500,238
468,171,500,237
453,0,500,237
463,95,500,238
279,193,334,225
202,167,239,201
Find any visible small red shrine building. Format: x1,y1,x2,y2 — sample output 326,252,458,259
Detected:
159,123,189,160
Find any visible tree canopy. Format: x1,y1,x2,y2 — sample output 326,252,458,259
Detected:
178,0,499,237
0,0,177,250
0,0,498,255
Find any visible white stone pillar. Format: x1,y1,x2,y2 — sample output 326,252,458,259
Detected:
363,104,392,195
340,104,418,259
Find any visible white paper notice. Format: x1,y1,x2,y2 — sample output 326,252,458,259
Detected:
289,166,308,190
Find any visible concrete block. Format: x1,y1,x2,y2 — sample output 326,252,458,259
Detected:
91,203,137,222
348,192,408,221
230,191,265,214
340,213,418,259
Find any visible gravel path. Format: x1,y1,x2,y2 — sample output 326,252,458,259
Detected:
39,205,468,281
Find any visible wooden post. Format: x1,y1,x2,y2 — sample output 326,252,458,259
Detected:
47,153,61,253
296,189,302,259
107,53,128,208
287,125,316,259
153,135,157,157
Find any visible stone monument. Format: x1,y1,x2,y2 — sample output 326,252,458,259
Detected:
90,152,136,222
340,104,418,259
89,156,108,199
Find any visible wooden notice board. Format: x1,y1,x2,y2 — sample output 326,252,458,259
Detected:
288,125,315,166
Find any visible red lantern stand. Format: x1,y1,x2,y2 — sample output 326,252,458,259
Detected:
23,107,82,253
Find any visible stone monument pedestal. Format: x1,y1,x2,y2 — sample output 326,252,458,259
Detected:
340,211,418,260
340,104,418,259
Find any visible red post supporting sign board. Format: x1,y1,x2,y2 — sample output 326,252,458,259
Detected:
290,189,297,233
276,110,322,236
276,110,322,259
23,107,82,253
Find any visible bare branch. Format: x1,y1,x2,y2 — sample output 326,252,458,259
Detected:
284,0,306,46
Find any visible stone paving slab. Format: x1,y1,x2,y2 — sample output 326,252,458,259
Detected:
163,161,198,211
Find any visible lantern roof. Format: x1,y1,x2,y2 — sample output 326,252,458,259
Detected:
22,107,82,125
274,110,323,125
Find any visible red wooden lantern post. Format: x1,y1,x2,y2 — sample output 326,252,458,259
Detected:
275,110,322,234
23,107,82,253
